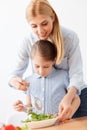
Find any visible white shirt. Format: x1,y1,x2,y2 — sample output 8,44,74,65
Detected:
9,26,86,93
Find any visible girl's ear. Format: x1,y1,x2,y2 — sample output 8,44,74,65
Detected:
52,58,56,65
54,57,57,62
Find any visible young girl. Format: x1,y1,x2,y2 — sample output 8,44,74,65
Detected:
9,0,87,121
13,40,80,121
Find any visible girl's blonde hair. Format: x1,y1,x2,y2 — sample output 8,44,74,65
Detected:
26,0,64,64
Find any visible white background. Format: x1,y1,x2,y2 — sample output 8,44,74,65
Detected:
0,0,87,123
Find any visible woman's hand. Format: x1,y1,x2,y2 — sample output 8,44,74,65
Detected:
58,87,79,122
9,77,29,91
58,94,73,122
13,100,25,112
58,94,80,122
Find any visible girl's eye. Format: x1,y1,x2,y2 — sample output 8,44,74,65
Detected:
44,66,49,68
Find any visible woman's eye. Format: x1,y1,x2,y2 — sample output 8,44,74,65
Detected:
36,66,39,68
42,22,48,26
31,25,37,28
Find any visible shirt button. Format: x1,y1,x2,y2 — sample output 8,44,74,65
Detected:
42,108,44,113
42,98,44,101
42,87,44,91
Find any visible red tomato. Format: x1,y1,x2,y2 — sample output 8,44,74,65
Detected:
1,124,15,130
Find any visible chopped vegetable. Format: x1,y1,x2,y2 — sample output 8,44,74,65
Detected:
15,126,21,130
22,111,56,123
21,124,28,130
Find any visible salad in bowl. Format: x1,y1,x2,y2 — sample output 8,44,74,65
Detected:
22,111,59,129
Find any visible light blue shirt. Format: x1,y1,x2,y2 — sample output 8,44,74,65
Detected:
9,26,87,93
25,67,69,114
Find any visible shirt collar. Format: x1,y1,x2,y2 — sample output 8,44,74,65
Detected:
33,67,57,79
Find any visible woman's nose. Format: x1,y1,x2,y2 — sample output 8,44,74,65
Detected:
38,26,44,34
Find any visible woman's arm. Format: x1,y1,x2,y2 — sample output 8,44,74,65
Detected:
8,37,31,89
58,91,80,122
67,31,84,93
70,95,81,117
9,76,29,90
61,27,86,93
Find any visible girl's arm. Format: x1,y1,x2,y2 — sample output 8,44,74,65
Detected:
13,95,32,112
24,95,32,112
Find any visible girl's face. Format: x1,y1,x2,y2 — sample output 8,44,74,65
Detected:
32,53,55,77
29,14,54,40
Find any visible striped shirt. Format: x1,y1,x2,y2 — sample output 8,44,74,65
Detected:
25,67,69,114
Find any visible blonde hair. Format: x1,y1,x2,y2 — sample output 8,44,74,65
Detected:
26,0,64,64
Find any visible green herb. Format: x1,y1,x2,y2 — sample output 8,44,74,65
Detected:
22,111,55,123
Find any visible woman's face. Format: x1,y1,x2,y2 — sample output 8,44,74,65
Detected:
29,14,54,40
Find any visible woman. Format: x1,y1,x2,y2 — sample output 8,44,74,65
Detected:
9,0,87,121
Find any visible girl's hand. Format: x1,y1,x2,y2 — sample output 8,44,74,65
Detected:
13,100,25,112
10,77,29,91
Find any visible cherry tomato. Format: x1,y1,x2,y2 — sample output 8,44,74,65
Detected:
1,124,15,130
15,126,21,130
